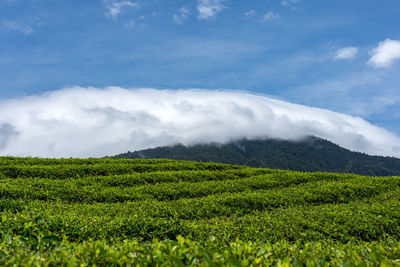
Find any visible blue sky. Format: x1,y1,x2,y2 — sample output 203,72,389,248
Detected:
1,0,400,156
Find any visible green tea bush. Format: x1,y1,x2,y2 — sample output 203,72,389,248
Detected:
0,157,399,265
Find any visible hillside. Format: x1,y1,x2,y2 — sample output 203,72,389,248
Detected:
115,136,400,176
1,157,400,265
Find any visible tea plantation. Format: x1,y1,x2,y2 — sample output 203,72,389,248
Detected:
1,157,400,266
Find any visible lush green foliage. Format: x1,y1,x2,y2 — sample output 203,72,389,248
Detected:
1,157,400,265
116,136,400,176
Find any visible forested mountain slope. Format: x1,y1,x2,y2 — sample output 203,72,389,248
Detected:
115,136,400,176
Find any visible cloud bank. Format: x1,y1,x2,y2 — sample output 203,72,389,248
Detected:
368,39,400,68
0,87,400,158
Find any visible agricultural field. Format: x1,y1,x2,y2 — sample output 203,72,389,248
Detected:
0,157,400,266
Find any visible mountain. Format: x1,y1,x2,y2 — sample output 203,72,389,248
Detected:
114,136,400,176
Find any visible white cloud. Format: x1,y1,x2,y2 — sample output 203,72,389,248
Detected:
368,39,400,68
245,10,256,18
261,11,279,23
281,0,301,9
334,47,359,60
0,87,400,158
173,7,190,25
105,1,139,19
3,20,34,35
197,0,225,20
123,20,135,28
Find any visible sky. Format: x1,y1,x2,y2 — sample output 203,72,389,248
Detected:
0,0,400,157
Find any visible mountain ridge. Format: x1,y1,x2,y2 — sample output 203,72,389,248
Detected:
114,136,400,176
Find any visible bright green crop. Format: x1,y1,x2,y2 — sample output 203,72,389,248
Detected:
0,157,399,266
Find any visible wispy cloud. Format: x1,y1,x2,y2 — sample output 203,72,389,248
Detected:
123,20,135,28
281,0,301,9
244,10,256,18
260,11,279,23
197,0,225,20
368,39,400,68
282,65,400,133
0,87,399,158
105,1,139,19
139,39,265,61
173,7,190,25
2,20,34,35
334,47,359,60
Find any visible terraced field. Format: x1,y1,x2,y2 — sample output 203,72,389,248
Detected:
1,157,400,265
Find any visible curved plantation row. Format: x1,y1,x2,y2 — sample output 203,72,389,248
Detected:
1,157,400,265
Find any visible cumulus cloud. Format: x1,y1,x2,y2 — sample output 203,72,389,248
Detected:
0,87,400,158
260,11,279,23
173,7,190,25
334,47,359,60
197,0,225,20
368,39,400,68
105,1,139,19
